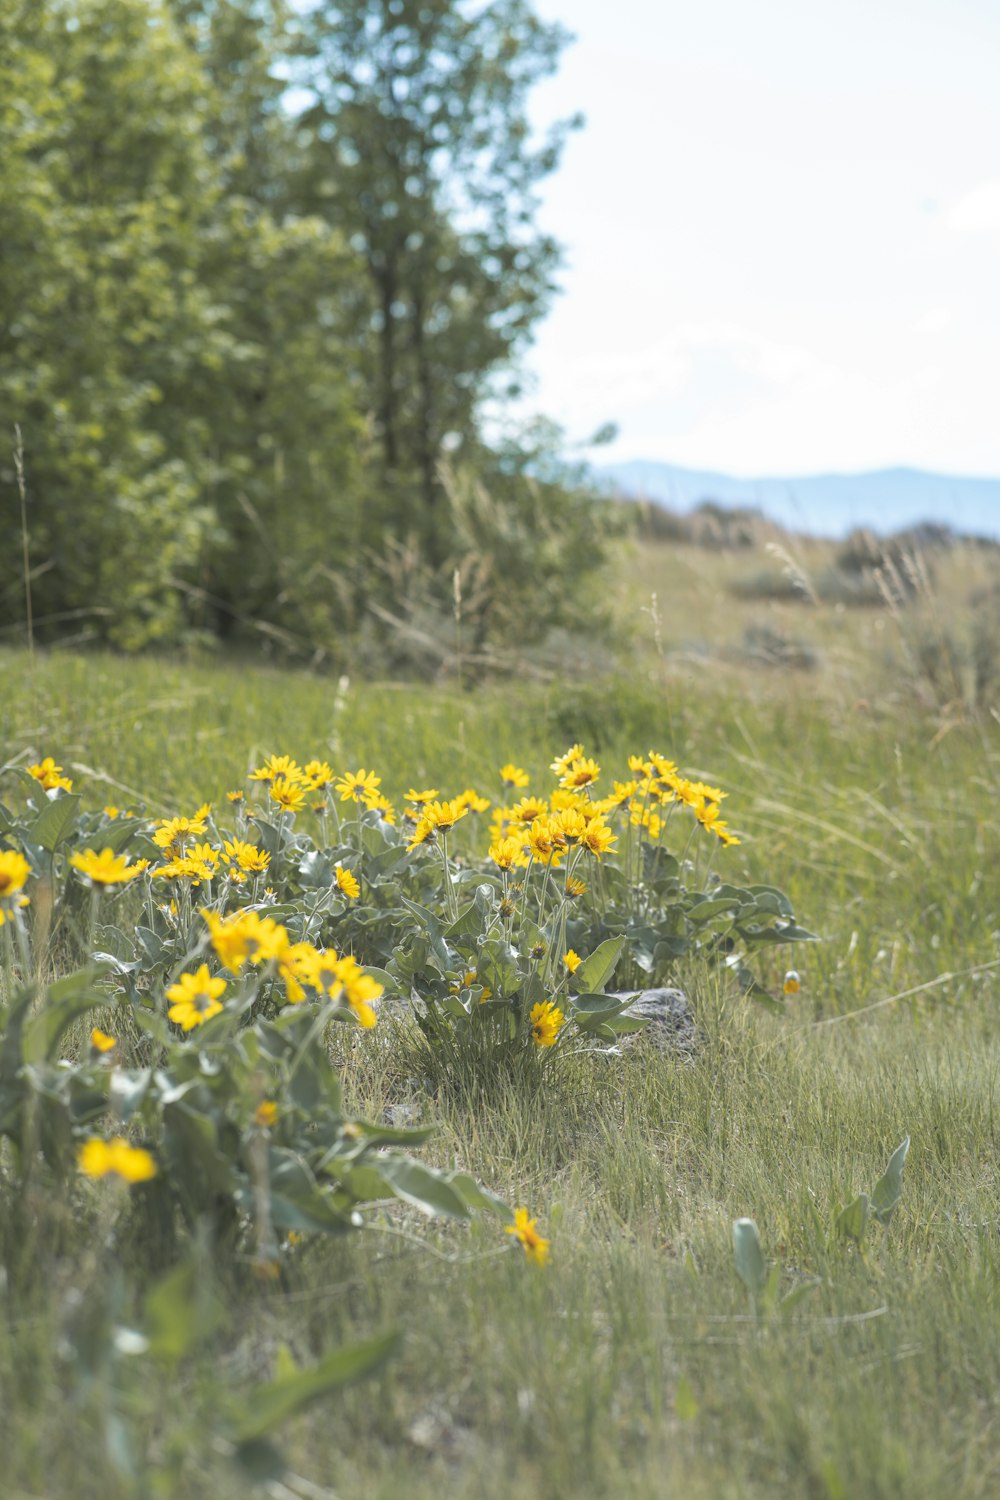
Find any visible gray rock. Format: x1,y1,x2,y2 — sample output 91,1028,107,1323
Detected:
608,987,696,1055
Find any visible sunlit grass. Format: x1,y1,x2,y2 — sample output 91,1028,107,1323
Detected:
0,619,997,1499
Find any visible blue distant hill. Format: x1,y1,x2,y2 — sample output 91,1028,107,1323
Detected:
596,460,1000,541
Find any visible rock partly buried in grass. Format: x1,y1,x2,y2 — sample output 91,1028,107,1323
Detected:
606,987,696,1055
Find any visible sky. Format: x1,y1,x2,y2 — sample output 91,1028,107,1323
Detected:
517,0,1000,478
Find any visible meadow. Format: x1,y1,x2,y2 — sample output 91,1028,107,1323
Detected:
0,527,997,1500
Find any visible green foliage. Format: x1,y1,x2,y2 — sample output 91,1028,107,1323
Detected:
0,0,604,661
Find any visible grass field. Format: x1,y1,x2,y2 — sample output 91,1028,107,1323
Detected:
0,531,998,1499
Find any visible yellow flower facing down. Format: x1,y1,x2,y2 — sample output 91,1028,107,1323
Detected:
489,836,523,871
554,807,588,846
499,763,530,789
166,964,226,1030
334,863,360,899
78,1136,157,1184
529,1000,565,1048
563,950,583,975
70,848,144,886
90,1027,117,1054
564,875,587,899
29,757,73,793
406,813,436,850
505,1207,550,1266
335,954,383,1028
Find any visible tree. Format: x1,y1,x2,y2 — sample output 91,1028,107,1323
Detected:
0,0,371,653
296,0,580,546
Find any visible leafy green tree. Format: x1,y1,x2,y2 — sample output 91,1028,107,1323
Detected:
297,0,580,547
0,0,223,648
1,0,371,653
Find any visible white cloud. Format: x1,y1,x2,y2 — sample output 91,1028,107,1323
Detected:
912,307,952,335
947,179,1000,235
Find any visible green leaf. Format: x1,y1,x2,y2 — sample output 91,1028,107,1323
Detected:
145,1261,224,1362
732,1217,768,1294
685,896,742,923
572,935,626,994
444,1171,509,1219
374,1156,472,1219
230,1330,399,1444
779,1279,821,1316
871,1136,910,1225
834,1193,871,1243
30,792,82,852
23,990,104,1065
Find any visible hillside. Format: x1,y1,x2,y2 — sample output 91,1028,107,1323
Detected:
597,459,1000,540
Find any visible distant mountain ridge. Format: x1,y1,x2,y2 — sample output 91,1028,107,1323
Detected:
595,460,1000,540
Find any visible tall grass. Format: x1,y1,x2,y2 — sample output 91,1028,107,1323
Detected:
0,621,997,1499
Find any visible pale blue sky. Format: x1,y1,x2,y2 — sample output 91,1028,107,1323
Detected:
519,0,1000,476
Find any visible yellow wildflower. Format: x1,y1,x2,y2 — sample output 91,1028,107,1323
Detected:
0,850,30,900
334,863,360,899
166,964,226,1030
564,875,587,898
405,787,439,805
270,777,305,813
363,789,397,824
28,757,73,792
524,818,561,864
489,836,522,871
425,798,469,833
579,819,616,859
406,814,436,850
499,763,530,789
455,788,491,813
510,795,548,824
153,812,208,852
550,744,584,778
70,848,144,886
561,756,601,790
554,807,588,845
90,1027,117,1054
336,768,381,803
223,839,271,875
528,1000,565,1048
784,970,801,996
78,1137,157,1184
249,755,303,786
505,1207,550,1267
226,789,245,803
304,760,334,790
335,954,382,1028
255,1099,279,1128
563,950,582,975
